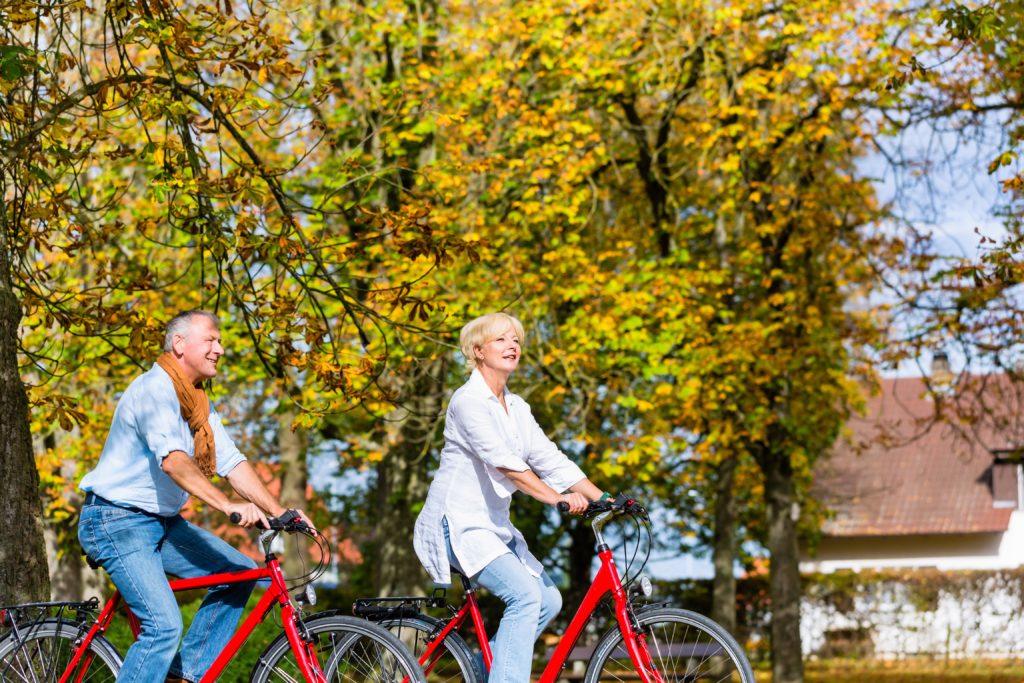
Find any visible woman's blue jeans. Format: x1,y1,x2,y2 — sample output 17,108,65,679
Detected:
78,497,257,682
443,519,561,683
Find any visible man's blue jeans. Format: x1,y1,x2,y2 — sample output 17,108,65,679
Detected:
443,518,561,683
78,497,257,682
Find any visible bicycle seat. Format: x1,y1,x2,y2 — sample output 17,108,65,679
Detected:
450,567,475,591
80,547,100,571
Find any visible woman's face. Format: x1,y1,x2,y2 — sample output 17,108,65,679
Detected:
475,326,521,375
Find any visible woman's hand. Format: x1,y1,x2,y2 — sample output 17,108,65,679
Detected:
557,491,590,514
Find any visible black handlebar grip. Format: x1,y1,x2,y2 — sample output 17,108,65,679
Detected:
557,502,570,513
229,512,241,524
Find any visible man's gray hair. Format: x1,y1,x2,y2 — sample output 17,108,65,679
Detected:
164,310,220,352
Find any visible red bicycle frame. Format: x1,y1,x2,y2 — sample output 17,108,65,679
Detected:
416,513,665,683
60,547,327,683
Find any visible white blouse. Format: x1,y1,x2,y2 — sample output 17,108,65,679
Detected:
413,369,586,584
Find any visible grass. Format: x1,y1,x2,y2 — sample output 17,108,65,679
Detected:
751,659,1024,682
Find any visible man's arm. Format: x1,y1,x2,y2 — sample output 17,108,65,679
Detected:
162,452,273,528
224,461,287,517
226,461,317,530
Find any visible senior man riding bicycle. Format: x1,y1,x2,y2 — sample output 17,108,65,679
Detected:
78,309,312,683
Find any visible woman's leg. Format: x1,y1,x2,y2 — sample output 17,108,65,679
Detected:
473,554,561,683
534,569,562,639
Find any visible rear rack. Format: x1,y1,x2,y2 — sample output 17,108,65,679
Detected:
0,598,101,649
353,588,447,621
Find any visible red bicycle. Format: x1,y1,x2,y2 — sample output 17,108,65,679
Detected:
0,514,424,683
355,494,754,683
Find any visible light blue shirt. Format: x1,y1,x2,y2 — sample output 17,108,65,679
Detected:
80,363,246,515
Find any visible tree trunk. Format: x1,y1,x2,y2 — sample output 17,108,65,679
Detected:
39,431,103,601
277,406,308,580
46,522,81,600
0,286,50,603
711,455,738,637
375,357,447,597
564,519,595,623
758,448,804,683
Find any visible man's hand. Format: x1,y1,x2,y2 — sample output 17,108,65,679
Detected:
226,502,271,529
275,508,317,533
292,509,316,532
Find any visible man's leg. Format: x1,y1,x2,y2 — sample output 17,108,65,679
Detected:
78,503,182,682
160,516,258,682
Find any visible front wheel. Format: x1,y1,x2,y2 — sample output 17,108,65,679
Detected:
0,619,122,682
585,607,754,683
250,614,426,683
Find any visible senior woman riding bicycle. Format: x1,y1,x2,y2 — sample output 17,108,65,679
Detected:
413,312,606,683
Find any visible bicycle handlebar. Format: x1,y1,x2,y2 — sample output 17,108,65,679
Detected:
557,494,647,520
228,510,312,534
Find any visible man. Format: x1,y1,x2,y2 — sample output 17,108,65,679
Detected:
79,310,310,683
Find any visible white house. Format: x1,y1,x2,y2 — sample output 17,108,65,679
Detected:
803,364,1024,573
798,361,1024,658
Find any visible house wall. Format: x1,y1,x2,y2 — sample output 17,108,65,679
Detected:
800,511,1024,573
800,569,1024,659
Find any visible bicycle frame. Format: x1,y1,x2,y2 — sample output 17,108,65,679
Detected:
415,507,665,683
61,535,328,683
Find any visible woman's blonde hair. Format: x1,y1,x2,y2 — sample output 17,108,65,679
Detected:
460,312,525,369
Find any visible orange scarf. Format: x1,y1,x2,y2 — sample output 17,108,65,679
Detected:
157,352,216,477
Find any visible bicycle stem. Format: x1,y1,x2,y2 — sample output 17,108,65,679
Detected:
590,509,617,549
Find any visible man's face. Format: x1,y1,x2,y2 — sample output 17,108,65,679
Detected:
174,315,224,384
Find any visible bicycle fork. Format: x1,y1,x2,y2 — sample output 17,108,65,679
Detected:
615,601,666,683
604,553,666,683
284,613,329,683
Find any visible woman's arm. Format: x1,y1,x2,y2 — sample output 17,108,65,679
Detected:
498,468,603,514
568,477,604,501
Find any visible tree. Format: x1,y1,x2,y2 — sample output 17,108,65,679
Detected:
1,0,470,600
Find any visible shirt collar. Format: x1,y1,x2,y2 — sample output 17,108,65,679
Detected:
467,368,515,404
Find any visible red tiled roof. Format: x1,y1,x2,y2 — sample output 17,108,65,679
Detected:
815,374,1021,537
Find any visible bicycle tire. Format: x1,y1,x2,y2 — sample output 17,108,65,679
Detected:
584,606,754,683
0,619,122,683
249,614,426,683
378,614,483,683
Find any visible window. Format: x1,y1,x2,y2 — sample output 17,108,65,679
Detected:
992,462,1019,509
990,449,1023,509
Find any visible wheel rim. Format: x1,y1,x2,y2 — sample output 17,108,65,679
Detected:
593,616,748,683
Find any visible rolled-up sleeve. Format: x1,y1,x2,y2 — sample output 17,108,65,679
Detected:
210,408,246,477
450,395,530,472
522,407,585,492
137,384,192,463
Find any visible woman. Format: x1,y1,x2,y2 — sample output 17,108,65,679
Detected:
413,312,606,682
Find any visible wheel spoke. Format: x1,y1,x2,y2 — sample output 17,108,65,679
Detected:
0,622,120,683
584,608,753,683
250,615,424,683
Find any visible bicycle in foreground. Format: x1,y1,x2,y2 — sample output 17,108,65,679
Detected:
355,494,755,683
0,513,425,683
